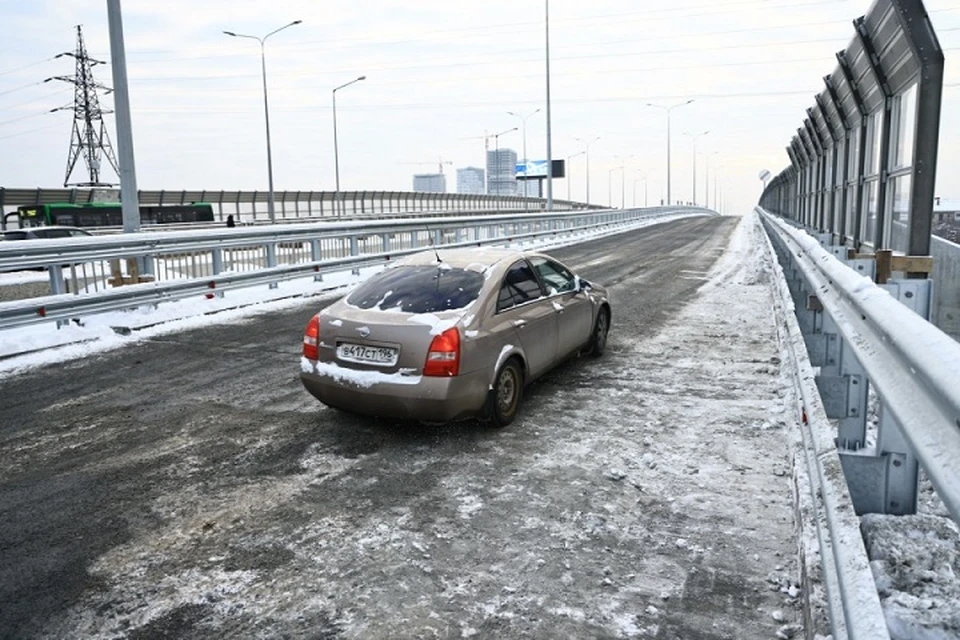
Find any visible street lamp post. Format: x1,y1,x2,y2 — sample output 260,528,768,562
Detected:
544,0,554,211
224,20,302,223
608,165,624,208
332,75,366,219
614,155,632,208
646,99,694,206
574,136,600,204
684,130,709,205
705,151,719,209
633,170,647,208
507,108,541,198
565,150,585,201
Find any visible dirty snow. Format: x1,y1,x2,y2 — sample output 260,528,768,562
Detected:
1,210,957,638
304,359,423,387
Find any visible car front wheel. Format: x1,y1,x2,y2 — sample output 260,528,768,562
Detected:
588,307,610,357
488,358,523,427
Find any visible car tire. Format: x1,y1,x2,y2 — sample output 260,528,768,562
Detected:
588,307,610,357
487,358,524,427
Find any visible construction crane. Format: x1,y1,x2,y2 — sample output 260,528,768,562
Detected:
400,156,453,174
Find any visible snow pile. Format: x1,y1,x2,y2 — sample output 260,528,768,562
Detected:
861,513,960,640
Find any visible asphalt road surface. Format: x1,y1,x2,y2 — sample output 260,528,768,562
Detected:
0,216,802,639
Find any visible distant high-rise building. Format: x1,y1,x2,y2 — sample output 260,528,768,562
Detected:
413,173,446,193
457,167,485,195
486,148,517,196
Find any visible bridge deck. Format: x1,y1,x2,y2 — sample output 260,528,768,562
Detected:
1,215,808,638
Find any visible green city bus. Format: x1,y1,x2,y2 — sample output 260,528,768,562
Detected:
16,202,216,228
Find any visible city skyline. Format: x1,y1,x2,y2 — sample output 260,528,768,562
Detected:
1,1,959,214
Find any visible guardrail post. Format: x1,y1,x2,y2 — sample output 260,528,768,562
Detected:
350,236,360,275
311,239,323,281
212,248,224,275
210,249,225,297
868,277,932,515
381,233,391,253
47,265,66,298
874,410,920,515
47,265,70,328
266,242,278,289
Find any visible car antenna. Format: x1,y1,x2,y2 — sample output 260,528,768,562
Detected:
424,225,442,263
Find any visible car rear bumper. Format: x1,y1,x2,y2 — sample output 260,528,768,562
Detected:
299,358,490,422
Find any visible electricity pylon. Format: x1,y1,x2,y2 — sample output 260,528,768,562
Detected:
50,25,120,187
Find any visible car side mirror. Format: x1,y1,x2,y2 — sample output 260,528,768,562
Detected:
577,277,591,291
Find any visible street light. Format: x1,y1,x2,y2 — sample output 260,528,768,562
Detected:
544,0,554,211
565,150,585,201
574,136,600,204
333,75,366,218
684,130,709,205
507,108,541,198
705,151,719,209
224,19,302,223
608,164,625,208
616,155,633,208
633,170,647,208
646,99,694,206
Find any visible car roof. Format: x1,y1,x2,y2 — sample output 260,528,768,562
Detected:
394,246,537,270
33,225,91,232
2,226,92,236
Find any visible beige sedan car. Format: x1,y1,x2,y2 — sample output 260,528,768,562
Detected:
300,247,610,425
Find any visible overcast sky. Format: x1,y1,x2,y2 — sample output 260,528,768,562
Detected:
1,0,958,214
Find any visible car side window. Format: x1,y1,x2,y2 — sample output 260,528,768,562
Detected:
497,261,544,312
530,257,577,295
36,229,71,239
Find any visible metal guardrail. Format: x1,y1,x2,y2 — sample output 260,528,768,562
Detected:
761,209,890,640
760,207,960,522
0,186,597,228
0,207,707,329
760,205,960,638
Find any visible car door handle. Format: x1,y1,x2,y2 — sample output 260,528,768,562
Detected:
513,319,527,328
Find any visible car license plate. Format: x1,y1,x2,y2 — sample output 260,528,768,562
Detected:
336,342,399,366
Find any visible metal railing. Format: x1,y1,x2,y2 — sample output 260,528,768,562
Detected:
761,207,960,520
0,207,709,329
760,206,960,636
0,187,597,228
762,208,889,640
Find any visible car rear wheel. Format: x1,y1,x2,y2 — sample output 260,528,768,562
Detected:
588,307,610,357
488,358,523,427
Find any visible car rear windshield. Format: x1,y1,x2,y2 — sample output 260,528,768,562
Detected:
346,265,484,313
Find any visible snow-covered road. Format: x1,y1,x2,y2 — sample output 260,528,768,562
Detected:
0,212,956,639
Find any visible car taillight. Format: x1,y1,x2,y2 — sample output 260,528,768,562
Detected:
423,327,460,377
303,315,320,360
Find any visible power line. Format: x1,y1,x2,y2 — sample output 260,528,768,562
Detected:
0,87,72,112
85,0,854,63
0,56,57,76
0,80,45,98
0,121,63,142
0,112,47,127
124,34,849,86
126,55,842,93
128,88,819,116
